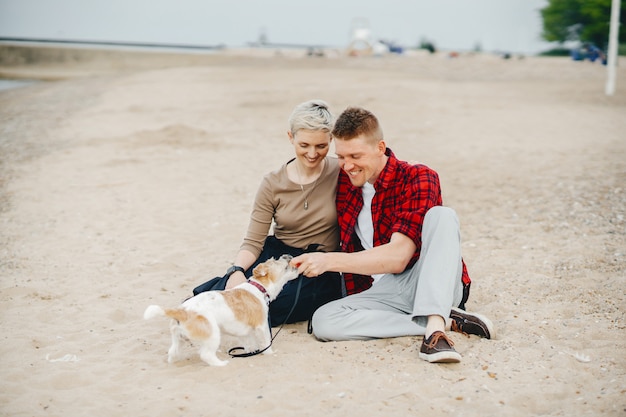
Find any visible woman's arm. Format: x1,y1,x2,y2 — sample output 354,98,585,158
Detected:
226,175,276,289
225,249,257,289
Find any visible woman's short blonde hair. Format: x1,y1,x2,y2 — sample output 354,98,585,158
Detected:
288,99,334,135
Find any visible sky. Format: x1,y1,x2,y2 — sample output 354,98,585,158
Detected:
0,0,554,54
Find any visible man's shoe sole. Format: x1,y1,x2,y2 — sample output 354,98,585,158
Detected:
419,351,462,363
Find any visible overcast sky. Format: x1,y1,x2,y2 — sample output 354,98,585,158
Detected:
0,0,553,54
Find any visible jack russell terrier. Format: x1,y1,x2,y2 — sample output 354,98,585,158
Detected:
144,255,299,366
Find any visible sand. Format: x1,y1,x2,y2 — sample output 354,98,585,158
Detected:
0,45,625,416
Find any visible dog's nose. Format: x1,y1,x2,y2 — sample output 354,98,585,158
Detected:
280,254,293,262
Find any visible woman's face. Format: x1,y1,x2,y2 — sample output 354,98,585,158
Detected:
289,129,332,169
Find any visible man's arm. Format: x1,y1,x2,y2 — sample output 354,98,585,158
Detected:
291,232,417,278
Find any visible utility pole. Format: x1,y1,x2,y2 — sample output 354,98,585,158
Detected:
605,0,621,95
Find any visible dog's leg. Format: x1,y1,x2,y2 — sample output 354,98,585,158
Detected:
257,325,274,355
199,320,228,366
239,333,258,353
167,321,183,363
199,342,228,366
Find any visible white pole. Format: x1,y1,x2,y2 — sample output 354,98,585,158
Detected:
605,0,621,96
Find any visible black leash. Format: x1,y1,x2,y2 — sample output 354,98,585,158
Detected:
228,275,304,358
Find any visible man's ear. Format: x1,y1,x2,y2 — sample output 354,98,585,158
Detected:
377,140,387,154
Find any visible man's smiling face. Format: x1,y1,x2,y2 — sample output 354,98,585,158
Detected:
335,135,386,187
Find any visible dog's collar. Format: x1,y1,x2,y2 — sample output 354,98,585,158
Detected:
248,280,270,304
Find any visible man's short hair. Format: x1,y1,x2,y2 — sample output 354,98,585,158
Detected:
332,107,383,144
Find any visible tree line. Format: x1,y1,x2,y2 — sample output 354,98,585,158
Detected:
541,0,625,48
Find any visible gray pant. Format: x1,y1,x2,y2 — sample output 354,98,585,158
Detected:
311,206,465,341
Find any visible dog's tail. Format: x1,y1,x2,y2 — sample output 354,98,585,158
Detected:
143,304,166,320
144,304,201,323
144,305,213,340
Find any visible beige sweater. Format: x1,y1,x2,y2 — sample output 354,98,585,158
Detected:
240,157,340,257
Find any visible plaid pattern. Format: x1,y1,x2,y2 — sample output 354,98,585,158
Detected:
336,148,471,295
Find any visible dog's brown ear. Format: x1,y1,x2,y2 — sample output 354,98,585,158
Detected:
252,263,268,278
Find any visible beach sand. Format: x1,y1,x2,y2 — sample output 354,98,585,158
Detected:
1,45,625,416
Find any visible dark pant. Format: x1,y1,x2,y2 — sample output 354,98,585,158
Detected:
192,236,343,327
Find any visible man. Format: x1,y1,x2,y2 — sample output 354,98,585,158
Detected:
291,107,494,363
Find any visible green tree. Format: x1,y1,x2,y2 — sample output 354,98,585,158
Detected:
541,0,626,47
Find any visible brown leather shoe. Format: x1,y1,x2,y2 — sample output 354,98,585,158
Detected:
450,307,495,339
419,331,461,363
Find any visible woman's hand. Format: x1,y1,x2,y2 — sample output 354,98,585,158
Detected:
225,271,247,289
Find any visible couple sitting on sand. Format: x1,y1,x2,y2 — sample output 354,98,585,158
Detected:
193,100,494,364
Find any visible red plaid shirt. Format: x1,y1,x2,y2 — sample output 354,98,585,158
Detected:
336,148,471,295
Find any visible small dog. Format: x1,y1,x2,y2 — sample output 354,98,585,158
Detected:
144,255,298,366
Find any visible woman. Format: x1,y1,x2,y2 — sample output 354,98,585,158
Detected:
193,99,343,327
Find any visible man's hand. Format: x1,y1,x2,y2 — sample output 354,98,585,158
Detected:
291,232,416,278
290,253,330,277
